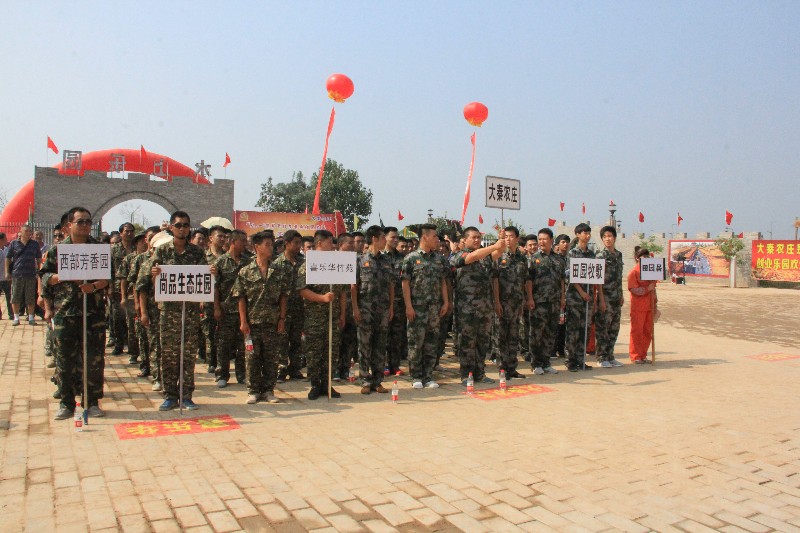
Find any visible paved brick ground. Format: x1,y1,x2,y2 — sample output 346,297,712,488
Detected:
1,285,799,532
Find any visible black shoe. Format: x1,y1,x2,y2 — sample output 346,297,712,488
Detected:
507,370,526,379
582,364,593,370
137,370,150,378
330,387,341,398
128,357,138,365
567,365,580,372
111,346,123,355
52,390,62,399
307,386,321,400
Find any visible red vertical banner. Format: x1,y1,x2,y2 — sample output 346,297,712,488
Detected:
312,106,336,215
460,132,476,225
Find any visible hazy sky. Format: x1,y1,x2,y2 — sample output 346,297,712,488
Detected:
2,1,798,238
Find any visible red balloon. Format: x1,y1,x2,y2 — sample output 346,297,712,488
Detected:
326,74,354,103
463,102,489,127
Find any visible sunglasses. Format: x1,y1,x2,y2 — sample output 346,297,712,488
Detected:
74,219,93,226
173,223,191,229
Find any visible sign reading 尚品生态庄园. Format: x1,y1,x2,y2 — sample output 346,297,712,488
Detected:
640,257,667,281
155,265,215,302
305,251,357,285
56,244,112,281
751,240,800,282
568,258,605,285
485,175,521,210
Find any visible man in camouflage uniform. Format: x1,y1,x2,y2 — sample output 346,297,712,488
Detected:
493,227,533,378
336,233,358,380
119,232,148,367
519,235,538,361
213,230,252,387
298,230,346,400
126,227,159,378
529,228,564,375
136,230,168,390
271,230,305,381
594,226,625,367
142,211,206,410
552,234,571,357
450,227,506,384
435,234,456,369
352,226,393,394
110,222,135,356
203,226,229,375
40,207,110,420
233,230,290,404
383,227,406,376
565,223,604,372
402,224,449,388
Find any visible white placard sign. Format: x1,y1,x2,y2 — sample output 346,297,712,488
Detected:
57,243,112,281
640,257,667,281
485,175,521,210
155,265,215,302
569,258,606,285
305,251,357,285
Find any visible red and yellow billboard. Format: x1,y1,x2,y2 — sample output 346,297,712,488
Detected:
234,211,347,238
751,240,800,282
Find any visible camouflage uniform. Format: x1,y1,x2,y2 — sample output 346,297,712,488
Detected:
271,252,305,378
451,249,496,379
495,250,529,372
594,248,623,362
519,303,531,360
339,290,357,378
126,252,151,374
402,249,446,384
435,254,455,366
297,263,344,390
214,252,252,384
565,246,596,369
383,248,407,373
42,247,57,359
529,250,564,370
202,249,223,369
40,236,108,410
231,259,290,396
117,252,140,359
151,242,206,401
355,251,393,388
110,242,134,351
135,252,161,383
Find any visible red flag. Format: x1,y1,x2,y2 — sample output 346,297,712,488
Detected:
459,132,476,225
677,213,683,226
478,214,483,224
548,218,556,227
582,202,586,215
47,136,58,154
313,106,336,215
223,152,231,168
398,210,404,221
737,232,744,238
559,202,565,212
725,210,733,225
638,211,645,223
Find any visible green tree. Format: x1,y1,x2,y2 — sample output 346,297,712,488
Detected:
255,171,311,213
637,233,664,255
714,235,745,261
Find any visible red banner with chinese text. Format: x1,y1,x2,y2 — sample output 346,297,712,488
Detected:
751,240,800,282
234,211,347,238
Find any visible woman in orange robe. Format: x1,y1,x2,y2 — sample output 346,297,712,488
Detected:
627,248,659,363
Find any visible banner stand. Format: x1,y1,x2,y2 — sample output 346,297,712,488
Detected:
179,301,186,416
582,284,589,370
328,284,333,401
82,284,89,427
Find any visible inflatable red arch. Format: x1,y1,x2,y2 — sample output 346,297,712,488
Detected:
0,148,210,224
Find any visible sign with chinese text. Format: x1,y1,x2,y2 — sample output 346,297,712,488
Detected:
155,265,215,302
568,258,605,285
485,175,521,210
668,239,729,279
640,257,667,281
751,240,800,282
56,244,112,281
115,414,240,440
234,211,347,238
466,383,555,401
305,251,357,285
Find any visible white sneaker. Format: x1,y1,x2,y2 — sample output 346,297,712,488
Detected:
261,391,280,404
412,381,424,389
246,394,258,404
151,381,162,391
634,359,646,364
425,381,439,389
610,359,624,367
543,367,559,374
600,360,613,368
216,379,227,388
533,367,545,375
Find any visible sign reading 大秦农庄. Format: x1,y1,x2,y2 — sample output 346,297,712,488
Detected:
485,175,521,210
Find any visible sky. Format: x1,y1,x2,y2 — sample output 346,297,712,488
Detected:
1,1,798,238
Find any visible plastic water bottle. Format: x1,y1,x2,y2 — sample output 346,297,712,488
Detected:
348,362,356,383
74,402,83,432
466,372,474,394
391,381,399,403
244,334,254,352
499,369,507,392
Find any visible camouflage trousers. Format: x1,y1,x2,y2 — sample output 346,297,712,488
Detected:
306,315,341,389
338,317,357,377
247,322,280,395
455,306,491,379
385,303,407,371
216,313,245,383
357,313,389,387
136,314,150,373
519,309,531,358
565,297,591,368
123,299,139,356
436,311,452,365
144,304,161,383
279,310,304,375
529,300,559,369
490,314,500,358
408,306,440,383
201,305,217,368
159,305,200,401
496,305,524,372
54,314,106,410
111,292,127,349
44,320,56,357
594,301,622,361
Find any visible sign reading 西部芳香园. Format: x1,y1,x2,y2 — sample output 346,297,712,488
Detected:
57,244,112,281
751,240,800,282
305,251,357,285
155,265,215,302
485,175,521,210
568,258,605,285
640,257,667,281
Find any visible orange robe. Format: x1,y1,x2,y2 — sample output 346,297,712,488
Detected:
627,264,657,361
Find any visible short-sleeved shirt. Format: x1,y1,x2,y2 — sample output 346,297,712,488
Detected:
296,262,344,324
214,252,253,314
401,249,445,308
496,250,529,311
529,250,565,303
230,259,289,325
355,250,393,312
566,245,596,302
595,248,624,304
151,241,206,311
271,252,305,315
383,248,405,302
450,248,496,314
39,236,108,318
7,239,42,278
110,242,134,292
